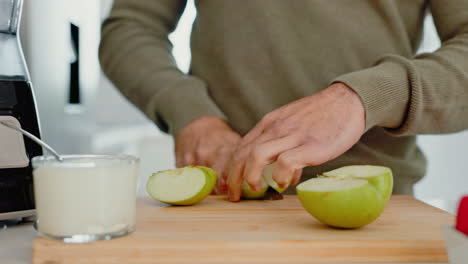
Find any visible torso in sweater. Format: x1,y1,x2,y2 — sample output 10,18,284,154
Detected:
189,0,427,194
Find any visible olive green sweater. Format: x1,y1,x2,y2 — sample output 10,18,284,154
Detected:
99,0,468,195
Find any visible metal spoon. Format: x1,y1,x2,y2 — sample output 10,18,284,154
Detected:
0,121,63,162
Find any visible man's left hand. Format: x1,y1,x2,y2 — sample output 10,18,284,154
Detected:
227,82,366,202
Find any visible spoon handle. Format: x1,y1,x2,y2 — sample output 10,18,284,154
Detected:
0,121,63,162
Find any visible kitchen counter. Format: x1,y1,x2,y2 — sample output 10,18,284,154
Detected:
2,196,451,264
0,220,36,264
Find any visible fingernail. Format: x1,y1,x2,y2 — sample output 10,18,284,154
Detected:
228,194,239,202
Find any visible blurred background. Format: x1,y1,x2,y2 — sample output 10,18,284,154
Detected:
19,0,467,213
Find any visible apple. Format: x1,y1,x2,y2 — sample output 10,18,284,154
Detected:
263,162,292,193
296,165,393,228
240,162,291,200
241,178,268,199
146,166,217,205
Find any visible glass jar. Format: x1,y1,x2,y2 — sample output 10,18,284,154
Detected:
32,154,139,243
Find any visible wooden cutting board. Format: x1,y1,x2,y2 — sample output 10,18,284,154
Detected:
33,195,453,264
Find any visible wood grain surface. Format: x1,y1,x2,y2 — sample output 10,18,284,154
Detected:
33,195,453,264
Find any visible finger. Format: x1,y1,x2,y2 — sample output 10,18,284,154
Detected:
227,149,250,202
196,151,222,194
181,153,195,167
273,143,328,189
241,101,304,148
243,136,300,191
211,167,225,195
176,155,184,168
218,152,233,193
175,146,185,167
212,184,224,195
239,113,275,147
291,168,303,186
193,145,211,166
211,153,231,194
211,170,225,195
175,138,192,167
227,166,243,202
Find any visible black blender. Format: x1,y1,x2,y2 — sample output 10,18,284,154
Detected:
0,0,42,220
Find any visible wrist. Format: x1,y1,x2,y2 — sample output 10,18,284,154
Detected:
178,116,232,137
190,116,230,130
328,82,366,131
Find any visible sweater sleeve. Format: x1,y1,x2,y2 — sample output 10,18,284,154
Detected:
333,0,468,135
99,0,226,135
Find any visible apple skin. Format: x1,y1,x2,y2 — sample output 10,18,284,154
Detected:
297,166,393,228
241,181,268,199
147,166,217,206
297,183,386,228
323,165,393,202
360,169,393,202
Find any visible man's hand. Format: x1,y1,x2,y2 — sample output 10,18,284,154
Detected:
175,116,241,194
227,83,365,202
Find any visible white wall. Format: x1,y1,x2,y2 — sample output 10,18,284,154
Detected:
22,0,101,154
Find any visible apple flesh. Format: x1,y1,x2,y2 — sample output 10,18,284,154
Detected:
296,165,393,228
262,163,290,193
263,162,294,193
146,166,217,205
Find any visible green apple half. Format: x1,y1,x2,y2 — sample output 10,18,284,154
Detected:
146,166,217,205
296,165,393,228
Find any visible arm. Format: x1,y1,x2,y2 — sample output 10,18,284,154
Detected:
99,0,226,135
226,0,468,201
334,0,468,135
100,1,238,194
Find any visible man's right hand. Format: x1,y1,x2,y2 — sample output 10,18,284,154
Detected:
175,116,241,194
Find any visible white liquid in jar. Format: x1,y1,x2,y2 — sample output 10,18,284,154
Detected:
33,159,138,237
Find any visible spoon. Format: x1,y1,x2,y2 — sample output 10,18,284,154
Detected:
0,121,63,162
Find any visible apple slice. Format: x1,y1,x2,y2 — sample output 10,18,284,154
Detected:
241,178,268,199
146,166,217,205
241,162,290,199
296,165,393,228
263,163,292,193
